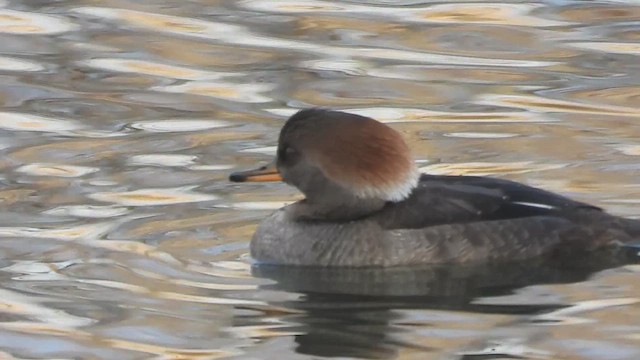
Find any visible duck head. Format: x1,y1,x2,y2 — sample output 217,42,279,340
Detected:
230,109,419,221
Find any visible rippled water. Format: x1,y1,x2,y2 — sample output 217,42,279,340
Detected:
0,0,639,359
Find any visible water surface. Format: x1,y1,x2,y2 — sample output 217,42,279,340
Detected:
0,0,639,359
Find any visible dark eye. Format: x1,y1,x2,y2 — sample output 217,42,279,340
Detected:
278,145,299,164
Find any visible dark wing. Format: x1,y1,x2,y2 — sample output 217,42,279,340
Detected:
377,174,602,230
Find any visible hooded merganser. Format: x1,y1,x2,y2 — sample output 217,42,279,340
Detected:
230,109,640,267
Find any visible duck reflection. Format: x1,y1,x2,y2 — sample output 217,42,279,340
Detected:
252,247,639,359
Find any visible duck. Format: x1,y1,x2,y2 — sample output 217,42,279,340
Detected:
229,108,640,267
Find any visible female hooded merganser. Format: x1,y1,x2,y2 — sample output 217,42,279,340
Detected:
230,109,640,267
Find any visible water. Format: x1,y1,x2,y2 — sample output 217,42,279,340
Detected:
0,0,639,358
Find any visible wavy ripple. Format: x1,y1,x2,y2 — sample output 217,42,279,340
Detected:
0,1,639,359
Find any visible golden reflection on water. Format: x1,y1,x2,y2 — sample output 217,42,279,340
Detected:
90,187,218,206
16,164,100,177
82,58,239,81
478,94,640,117
0,113,83,133
415,3,568,26
155,82,277,103
0,9,77,34
0,0,638,359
